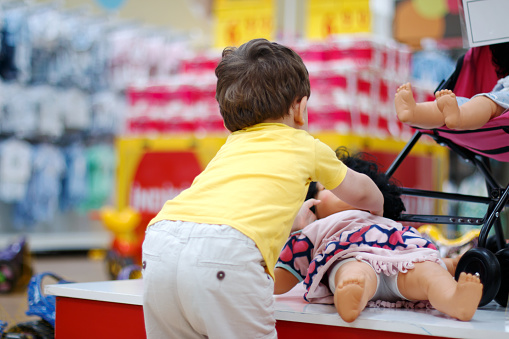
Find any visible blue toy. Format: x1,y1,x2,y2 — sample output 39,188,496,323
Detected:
0,321,7,337
2,273,72,339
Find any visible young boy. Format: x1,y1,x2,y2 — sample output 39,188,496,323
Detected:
141,39,384,339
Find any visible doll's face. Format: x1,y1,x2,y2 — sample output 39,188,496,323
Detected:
314,183,357,219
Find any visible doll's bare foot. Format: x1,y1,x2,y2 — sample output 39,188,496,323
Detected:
436,90,461,129
394,83,417,124
334,277,370,323
446,272,482,321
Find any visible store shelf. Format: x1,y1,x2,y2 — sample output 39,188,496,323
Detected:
0,207,112,253
0,229,112,253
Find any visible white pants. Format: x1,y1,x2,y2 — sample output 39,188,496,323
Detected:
142,220,277,339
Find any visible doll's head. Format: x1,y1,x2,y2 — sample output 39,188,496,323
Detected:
306,147,405,220
489,42,509,79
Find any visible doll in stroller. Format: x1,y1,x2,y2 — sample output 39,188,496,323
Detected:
388,42,509,307
394,43,509,131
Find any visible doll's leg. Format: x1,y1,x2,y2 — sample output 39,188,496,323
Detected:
437,91,505,130
394,83,445,129
442,256,461,276
331,260,377,323
397,261,482,321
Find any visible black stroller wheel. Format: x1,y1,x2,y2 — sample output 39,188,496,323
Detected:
455,247,501,307
486,235,499,253
494,247,509,307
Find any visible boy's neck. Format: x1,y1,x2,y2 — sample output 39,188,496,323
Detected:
261,96,309,130
262,114,306,130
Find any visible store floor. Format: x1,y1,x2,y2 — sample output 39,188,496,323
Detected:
0,251,110,326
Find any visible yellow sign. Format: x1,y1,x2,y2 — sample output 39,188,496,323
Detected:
213,0,275,48
307,0,371,40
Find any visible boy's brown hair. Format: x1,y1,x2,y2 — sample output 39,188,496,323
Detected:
215,38,311,132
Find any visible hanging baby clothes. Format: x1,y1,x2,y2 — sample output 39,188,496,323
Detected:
60,88,91,131
60,142,88,211
0,138,32,203
1,84,39,138
13,143,66,228
78,143,116,211
89,91,125,135
37,86,64,138
411,39,455,89
0,5,30,82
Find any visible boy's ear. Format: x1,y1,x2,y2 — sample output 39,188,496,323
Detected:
294,96,308,126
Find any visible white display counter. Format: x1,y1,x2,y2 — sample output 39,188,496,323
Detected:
46,279,509,339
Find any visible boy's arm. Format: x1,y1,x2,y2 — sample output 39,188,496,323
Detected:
330,168,384,216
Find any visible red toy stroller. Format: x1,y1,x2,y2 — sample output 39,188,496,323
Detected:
386,45,509,307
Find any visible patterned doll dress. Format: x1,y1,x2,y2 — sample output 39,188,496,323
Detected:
276,210,444,305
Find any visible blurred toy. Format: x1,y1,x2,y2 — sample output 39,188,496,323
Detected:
116,264,142,280
0,321,7,337
418,224,480,258
2,272,72,339
100,206,142,279
0,237,32,294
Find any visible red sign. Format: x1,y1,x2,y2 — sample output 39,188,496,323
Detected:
130,151,203,219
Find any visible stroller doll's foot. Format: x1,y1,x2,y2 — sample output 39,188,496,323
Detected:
436,90,461,129
334,277,370,323
394,83,417,124
447,272,483,321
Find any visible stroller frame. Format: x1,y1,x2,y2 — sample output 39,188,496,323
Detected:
386,129,509,251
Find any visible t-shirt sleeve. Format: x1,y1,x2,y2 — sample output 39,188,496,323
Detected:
313,140,347,190
276,231,315,282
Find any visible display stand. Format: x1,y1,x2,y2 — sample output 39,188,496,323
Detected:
46,279,509,339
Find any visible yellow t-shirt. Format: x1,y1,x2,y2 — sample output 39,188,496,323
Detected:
149,123,347,279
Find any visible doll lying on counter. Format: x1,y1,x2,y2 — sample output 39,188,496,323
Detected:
274,147,482,322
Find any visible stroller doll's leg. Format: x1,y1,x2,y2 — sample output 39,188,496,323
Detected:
331,260,377,323
397,261,482,321
438,93,505,130
394,83,446,129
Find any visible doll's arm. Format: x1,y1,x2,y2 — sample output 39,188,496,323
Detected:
291,198,320,232
274,267,300,294
330,169,384,216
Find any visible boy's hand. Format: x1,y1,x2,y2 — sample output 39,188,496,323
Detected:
291,199,321,233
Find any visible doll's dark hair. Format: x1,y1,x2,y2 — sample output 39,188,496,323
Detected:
306,147,405,220
489,42,509,79
335,147,405,220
